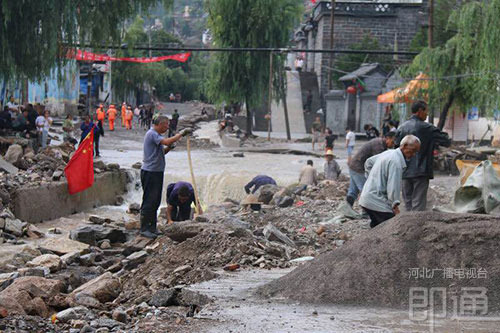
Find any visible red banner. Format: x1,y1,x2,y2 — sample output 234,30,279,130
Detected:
67,49,191,63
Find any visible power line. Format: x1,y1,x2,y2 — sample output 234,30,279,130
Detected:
69,44,419,56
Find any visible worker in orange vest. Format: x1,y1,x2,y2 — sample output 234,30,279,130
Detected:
125,106,134,130
121,102,127,127
107,104,118,131
96,104,106,122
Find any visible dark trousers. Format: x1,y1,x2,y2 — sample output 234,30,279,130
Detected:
140,170,164,232
362,207,395,228
402,176,430,211
94,135,100,156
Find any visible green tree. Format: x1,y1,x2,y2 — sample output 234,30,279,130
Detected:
206,0,302,135
405,0,500,129
0,0,173,81
332,34,392,89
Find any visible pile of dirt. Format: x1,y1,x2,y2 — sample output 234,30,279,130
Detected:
258,211,500,310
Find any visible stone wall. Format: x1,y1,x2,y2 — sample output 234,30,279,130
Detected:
11,170,128,223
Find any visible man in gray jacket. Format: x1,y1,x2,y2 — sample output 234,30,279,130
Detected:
359,135,420,228
396,101,451,211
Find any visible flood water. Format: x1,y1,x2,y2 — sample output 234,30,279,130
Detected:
189,268,500,333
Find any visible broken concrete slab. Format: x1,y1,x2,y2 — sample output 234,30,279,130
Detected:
0,156,18,174
39,237,90,255
263,224,295,248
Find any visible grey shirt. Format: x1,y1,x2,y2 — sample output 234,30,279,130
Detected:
324,160,341,180
348,138,387,174
142,129,165,172
359,149,406,213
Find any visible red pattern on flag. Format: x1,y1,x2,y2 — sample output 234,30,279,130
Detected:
64,129,95,195
66,50,191,63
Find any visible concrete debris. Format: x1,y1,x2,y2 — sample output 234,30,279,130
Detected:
0,156,18,174
263,224,296,248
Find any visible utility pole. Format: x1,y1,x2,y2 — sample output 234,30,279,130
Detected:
428,0,435,124
267,52,273,141
328,0,336,91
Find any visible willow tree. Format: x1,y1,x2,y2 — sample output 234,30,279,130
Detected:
206,0,302,135
0,0,172,81
405,0,500,129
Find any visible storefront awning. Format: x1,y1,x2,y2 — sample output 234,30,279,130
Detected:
377,73,429,103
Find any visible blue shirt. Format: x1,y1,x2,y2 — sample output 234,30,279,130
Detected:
167,181,195,208
142,129,165,172
244,175,277,194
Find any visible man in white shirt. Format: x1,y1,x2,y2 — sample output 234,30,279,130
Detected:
6,96,19,120
35,110,53,148
345,127,356,164
359,135,420,228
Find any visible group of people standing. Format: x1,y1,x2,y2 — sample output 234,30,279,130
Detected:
304,100,451,229
95,102,154,132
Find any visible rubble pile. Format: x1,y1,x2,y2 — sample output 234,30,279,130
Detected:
259,212,500,310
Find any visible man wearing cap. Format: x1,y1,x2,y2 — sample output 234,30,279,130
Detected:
107,104,117,131
360,135,421,228
346,132,396,207
244,175,277,194
324,149,341,180
140,115,192,238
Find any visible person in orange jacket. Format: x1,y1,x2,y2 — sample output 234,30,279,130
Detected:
96,104,106,122
107,104,118,131
125,106,134,130
121,102,127,127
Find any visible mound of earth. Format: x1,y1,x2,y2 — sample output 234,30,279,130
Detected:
258,212,500,310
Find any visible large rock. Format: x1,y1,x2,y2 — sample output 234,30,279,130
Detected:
55,306,90,323
123,251,148,270
4,144,23,164
0,276,64,316
39,237,89,255
27,254,62,273
0,245,41,270
258,212,500,310
71,272,121,306
149,288,178,307
70,225,127,245
164,222,222,242
256,184,279,204
4,218,26,237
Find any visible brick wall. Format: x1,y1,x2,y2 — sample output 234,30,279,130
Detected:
311,1,427,97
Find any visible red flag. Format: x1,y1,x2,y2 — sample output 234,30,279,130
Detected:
66,50,191,63
311,0,317,3
64,129,95,194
